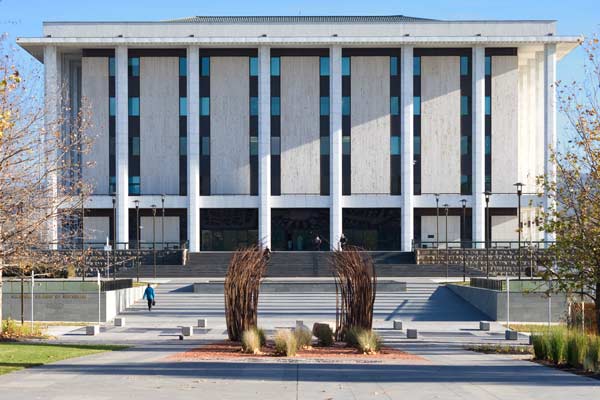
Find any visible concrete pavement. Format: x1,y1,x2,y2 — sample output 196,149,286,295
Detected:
2,278,598,399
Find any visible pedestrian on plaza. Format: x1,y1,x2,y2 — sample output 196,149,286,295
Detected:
339,233,347,250
143,283,155,311
314,235,322,251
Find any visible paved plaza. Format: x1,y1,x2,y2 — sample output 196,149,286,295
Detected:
1,279,599,399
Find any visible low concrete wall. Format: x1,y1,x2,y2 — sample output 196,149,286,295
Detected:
448,284,568,323
194,279,407,294
2,284,145,323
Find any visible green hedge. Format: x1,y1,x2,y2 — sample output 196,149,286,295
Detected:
532,327,600,372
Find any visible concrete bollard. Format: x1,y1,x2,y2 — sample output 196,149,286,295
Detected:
182,326,194,337
197,318,207,328
296,320,304,329
86,325,100,336
479,321,490,331
393,320,403,330
505,330,518,340
407,329,418,339
114,318,126,327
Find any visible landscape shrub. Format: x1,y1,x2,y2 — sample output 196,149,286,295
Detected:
255,327,266,347
0,319,45,339
312,323,334,347
355,329,382,354
274,330,297,356
294,326,313,349
344,326,362,348
584,336,600,372
241,328,262,354
532,334,550,361
566,332,588,369
548,327,568,364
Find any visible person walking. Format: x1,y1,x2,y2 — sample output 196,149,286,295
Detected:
314,235,322,251
339,233,348,250
143,283,155,311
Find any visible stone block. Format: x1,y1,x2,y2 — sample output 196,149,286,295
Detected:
393,320,403,330
86,325,99,336
479,321,490,331
505,330,518,340
407,328,418,339
197,318,207,328
182,326,194,336
114,318,125,327
296,320,304,329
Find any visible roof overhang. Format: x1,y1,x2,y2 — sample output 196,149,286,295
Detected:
17,35,582,62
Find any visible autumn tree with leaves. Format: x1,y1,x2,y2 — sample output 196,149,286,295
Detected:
0,38,93,332
539,36,600,332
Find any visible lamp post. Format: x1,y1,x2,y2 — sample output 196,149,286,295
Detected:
161,194,165,250
152,204,157,279
461,199,467,282
443,203,449,281
435,193,440,248
81,193,85,281
435,193,440,264
514,182,524,280
112,195,116,280
484,191,491,279
134,199,140,282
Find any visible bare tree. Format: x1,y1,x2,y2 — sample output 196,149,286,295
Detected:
0,37,93,332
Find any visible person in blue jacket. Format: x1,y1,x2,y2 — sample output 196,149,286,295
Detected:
143,284,155,311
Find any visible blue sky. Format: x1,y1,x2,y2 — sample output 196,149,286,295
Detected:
1,0,597,137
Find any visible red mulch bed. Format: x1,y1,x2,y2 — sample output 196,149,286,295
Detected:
168,340,426,362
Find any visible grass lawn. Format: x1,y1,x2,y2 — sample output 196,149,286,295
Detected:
0,343,128,375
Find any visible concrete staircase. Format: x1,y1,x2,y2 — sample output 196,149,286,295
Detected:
116,251,486,278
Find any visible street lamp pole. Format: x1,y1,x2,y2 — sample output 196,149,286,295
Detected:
134,200,140,282
435,193,440,264
112,195,116,280
161,194,165,250
461,199,467,282
514,182,524,280
152,204,157,279
484,191,491,279
81,193,85,281
443,203,449,281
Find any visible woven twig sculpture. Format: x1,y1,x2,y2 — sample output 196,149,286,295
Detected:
224,245,269,341
331,246,377,340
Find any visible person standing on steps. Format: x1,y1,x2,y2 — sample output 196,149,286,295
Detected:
143,283,155,311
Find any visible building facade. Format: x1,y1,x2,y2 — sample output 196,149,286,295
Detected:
18,16,580,252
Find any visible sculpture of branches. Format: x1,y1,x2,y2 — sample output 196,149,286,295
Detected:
331,246,377,341
224,245,269,341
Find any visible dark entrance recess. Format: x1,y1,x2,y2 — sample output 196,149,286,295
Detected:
271,208,330,251
343,208,401,250
200,208,258,251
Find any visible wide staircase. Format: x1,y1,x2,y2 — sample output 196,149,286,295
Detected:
116,251,486,278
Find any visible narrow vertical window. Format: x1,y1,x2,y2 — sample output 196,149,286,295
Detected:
250,57,259,77
390,56,398,76
200,97,210,116
390,96,399,116
271,97,280,116
461,96,469,116
342,57,350,76
342,96,351,116
460,56,469,76
201,57,210,77
320,96,330,116
179,97,187,116
413,96,421,116
320,56,330,76
413,56,421,76
391,136,400,155
271,57,280,76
